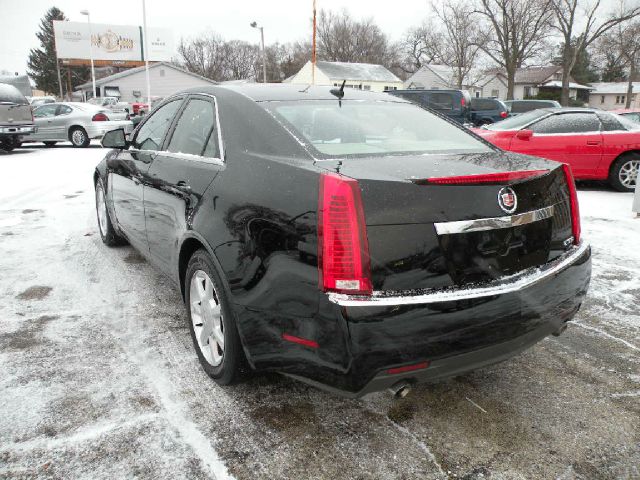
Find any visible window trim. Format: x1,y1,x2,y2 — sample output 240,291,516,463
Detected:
528,112,602,136
131,95,187,154
162,93,224,165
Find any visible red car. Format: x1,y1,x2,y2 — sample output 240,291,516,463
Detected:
473,108,640,191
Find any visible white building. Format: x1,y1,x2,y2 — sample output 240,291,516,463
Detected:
588,82,640,110
403,64,591,101
75,62,216,103
287,61,403,93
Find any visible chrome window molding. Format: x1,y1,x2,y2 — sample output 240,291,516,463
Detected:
434,205,554,235
129,93,225,166
327,242,589,307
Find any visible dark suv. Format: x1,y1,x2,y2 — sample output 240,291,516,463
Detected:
0,83,35,152
388,89,472,124
470,98,508,125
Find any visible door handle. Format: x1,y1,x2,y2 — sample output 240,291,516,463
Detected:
586,140,601,146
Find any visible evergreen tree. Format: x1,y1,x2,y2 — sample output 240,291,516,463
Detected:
570,48,599,85
601,53,627,82
28,7,66,95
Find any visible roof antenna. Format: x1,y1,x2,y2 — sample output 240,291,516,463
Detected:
330,80,346,100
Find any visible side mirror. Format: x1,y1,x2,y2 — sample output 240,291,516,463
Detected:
516,129,533,140
101,128,129,149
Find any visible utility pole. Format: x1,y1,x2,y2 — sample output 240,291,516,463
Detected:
142,0,152,109
250,21,267,83
80,10,96,99
312,0,317,85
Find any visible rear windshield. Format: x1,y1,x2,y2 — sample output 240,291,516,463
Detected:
484,109,550,130
265,100,491,158
0,83,28,105
508,101,559,113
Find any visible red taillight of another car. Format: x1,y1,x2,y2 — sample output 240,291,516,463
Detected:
92,112,109,121
500,111,508,118
318,173,372,295
562,163,581,245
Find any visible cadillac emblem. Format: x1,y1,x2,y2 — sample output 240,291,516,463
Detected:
498,187,517,214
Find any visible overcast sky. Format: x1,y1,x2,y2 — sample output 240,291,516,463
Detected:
0,0,431,74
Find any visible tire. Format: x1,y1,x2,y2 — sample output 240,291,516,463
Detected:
43,141,57,147
185,249,246,385
70,127,90,148
479,119,493,125
95,180,127,246
1,143,15,152
608,154,639,192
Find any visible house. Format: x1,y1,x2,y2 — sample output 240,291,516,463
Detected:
288,61,403,93
403,64,508,99
588,82,640,110
493,66,592,101
75,62,216,103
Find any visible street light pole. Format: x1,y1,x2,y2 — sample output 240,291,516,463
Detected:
80,10,96,99
250,21,267,83
142,0,152,109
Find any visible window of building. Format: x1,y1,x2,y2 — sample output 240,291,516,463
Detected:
160,69,165,77
601,95,605,104
524,86,532,98
167,98,218,158
363,85,370,91
491,89,499,97
616,95,626,104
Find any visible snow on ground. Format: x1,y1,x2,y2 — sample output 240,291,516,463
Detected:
0,145,638,479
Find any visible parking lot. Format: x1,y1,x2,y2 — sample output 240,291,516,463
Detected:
0,144,638,479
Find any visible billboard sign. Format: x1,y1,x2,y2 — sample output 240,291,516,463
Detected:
53,20,173,62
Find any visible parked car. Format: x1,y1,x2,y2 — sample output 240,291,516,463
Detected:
610,108,640,124
470,97,509,125
23,102,132,148
30,96,57,107
87,96,131,120
0,83,36,152
95,85,590,397
503,99,561,115
387,89,472,124
473,107,640,191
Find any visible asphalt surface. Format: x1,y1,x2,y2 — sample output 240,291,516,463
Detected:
0,145,638,480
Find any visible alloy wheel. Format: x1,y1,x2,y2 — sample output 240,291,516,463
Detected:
619,159,639,188
72,129,86,146
96,185,108,236
190,270,225,366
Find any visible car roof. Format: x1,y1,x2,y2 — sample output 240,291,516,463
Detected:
180,83,410,103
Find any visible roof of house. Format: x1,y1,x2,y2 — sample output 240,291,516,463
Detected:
589,82,640,94
76,62,217,90
315,61,401,83
513,66,561,84
541,80,593,90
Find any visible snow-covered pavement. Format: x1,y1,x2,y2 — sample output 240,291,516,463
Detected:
1,145,638,479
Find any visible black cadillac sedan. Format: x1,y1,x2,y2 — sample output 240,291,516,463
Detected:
95,84,591,397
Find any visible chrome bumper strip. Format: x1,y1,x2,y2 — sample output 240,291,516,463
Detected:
327,242,589,307
434,205,555,235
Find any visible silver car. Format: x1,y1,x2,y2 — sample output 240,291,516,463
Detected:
24,102,133,148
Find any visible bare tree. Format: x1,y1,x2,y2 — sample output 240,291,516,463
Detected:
224,40,259,80
476,0,555,99
551,0,640,106
317,9,393,66
599,19,640,107
434,0,484,88
397,21,445,74
177,32,227,81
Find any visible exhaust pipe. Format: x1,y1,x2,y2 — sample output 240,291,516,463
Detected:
389,381,412,398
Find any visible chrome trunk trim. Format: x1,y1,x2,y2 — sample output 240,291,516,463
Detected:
327,242,589,307
434,205,554,235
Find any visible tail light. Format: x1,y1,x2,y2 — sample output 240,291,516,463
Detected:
92,112,109,121
561,164,581,244
387,362,430,375
500,111,508,118
318,173,372,295
416,169,549,185
460,97,466,107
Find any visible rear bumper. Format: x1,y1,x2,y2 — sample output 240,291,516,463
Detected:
0,125,36,136
85,121,133,139
285,242,591,397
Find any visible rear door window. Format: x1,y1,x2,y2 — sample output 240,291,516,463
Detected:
471,99,496,111
34,104,57,118
530,113,601,134
134,99,183,151
167,97,219,158
429,92,454,111
57,105,72,116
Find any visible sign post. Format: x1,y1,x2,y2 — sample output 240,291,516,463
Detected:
633,179,640,218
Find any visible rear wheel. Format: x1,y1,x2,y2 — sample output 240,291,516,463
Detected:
70,127,90,148
185,249,245,385
95,180,127,246
609,154,639,192
43,141,57,147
